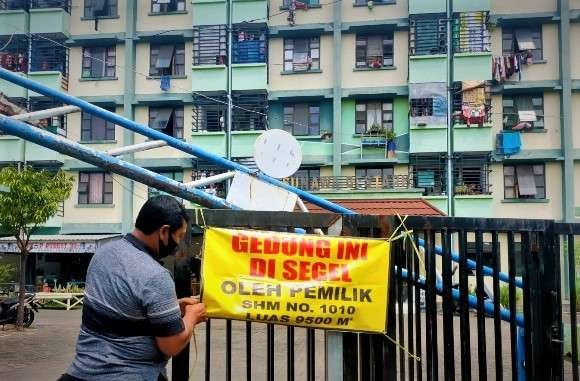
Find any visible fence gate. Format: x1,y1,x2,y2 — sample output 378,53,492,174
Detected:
171,211,578,381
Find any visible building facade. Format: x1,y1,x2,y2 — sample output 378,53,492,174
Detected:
0,0,578,281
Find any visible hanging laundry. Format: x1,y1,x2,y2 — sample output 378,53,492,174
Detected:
460,80,487,127
160,75,171,91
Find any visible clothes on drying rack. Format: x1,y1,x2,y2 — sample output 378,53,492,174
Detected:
492,52,532,83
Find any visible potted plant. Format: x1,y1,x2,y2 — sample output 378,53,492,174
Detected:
386,130,397,158
455,184,469,195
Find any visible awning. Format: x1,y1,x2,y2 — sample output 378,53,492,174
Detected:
0,234,120,254
299,199,446,216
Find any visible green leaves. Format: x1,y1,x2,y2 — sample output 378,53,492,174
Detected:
0,166,74,244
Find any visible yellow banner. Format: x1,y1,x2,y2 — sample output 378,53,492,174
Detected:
201,227,390,333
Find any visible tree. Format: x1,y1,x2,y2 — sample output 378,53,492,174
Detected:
0,166,73,329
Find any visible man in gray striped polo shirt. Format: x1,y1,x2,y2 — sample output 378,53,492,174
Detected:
59,196,206,381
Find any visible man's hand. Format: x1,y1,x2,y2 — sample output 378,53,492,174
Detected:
183,303,206,326
178,296,200,316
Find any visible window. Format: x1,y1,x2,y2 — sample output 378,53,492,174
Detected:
453,11,490,53
283,104,320,136
502,25,542,62
78,172,113,204
410,98,433,117
149,44,185,76
502,94,544,130
355,100,393,134
232,93,267,131
81,109,115,141
148,171,184,199
282,0,319,7
29,98,67,136
291,168,320,190
30,37,68,73
151,0,185,13
193,25,227,66
0,0,27,10
149,106,184,139
355,167,394,189
0,36,28,73
84,0,117,18
283,37,320,72
504,164,545,200
233,26,267,64
192,95,226,132
355,34,394,68
82,46,116,78
31,0,70,11
409,14,447,56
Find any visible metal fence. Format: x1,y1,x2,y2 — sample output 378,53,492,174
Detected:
172,211,578,381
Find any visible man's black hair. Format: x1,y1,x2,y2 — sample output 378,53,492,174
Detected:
135,195,190,234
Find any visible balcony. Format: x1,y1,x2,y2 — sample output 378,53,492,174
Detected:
410,124,493,153
232,0,267,24
0,136,63,163
0,71,27,98
29,0,71,37
192,0,227,25
0,1,28,35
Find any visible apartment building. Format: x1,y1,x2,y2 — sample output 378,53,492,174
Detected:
0,0,578,283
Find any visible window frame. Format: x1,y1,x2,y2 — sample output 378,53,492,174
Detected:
148,171,184,199
81,108,115,141
291,168,321,190
78,172,113,205
81,46,116,79
193,25,228,66
410,98,434,118
283,37,320,73
84,0,118,18
149,43,185,77
148,106,184,139
354,100,394,134
283,103,321,136
502,94,544,130
150,0,186,13
502,25,543,62
355,33,394,69
503,164,546,200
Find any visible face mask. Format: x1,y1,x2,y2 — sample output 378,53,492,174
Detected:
158,233,179,259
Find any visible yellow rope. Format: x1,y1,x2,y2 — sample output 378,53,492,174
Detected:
382,332,422,362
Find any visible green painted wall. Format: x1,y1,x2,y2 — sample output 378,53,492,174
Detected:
394,97,409,138
28,72,62,96
0,73,27,98
341,98,357,146
410,54,492,83
231,131,262,157
454,0,491,12
26,142,64,162
409,0,446,13
191,133,226,156
232,63,267,91
454,53,492,81
29,8,70,37
232,0,267,23
192,0,227,25
300,141,333,163
424,196,493,217
191,66,227,92
411,125,493,153
0,137,24,162
0,10,28,36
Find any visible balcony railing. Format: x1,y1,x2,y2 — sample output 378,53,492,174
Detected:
0,0,27,10
284,175,415,192
30,0,71,12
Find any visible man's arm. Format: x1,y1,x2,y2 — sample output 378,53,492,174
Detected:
155,303,206,357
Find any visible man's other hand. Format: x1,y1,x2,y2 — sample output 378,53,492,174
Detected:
178,296,200,316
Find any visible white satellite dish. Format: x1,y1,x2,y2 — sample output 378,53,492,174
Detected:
254,129,302,179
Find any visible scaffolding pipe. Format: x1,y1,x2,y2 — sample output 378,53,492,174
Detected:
106,140,168,156
10,105,80,122
0,68,354,215
0,115,235,210
185,171,236,188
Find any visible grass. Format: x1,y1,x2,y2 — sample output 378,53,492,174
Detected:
499,284,522,309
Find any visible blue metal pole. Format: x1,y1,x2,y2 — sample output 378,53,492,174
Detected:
417,237,524,289
396,267,525,328
0,115,236,210
516,327,527,380
0,68,355,216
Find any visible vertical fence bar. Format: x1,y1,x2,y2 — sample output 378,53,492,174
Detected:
522,232,533,380
226,320,232,381
205,319,211,381
475,231,487,380
458,230,471,381
491,231,503,381
425,230,434,381
307,328,315,381
287,327,294,381
267,324,274,381
414,233,423,381
246,321,252,381
397,239,406,380
407,234,415,381
568,235,579,381
442,230,455,381
507,232,518,381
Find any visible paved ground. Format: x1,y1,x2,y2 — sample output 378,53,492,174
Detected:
0,309,577,380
